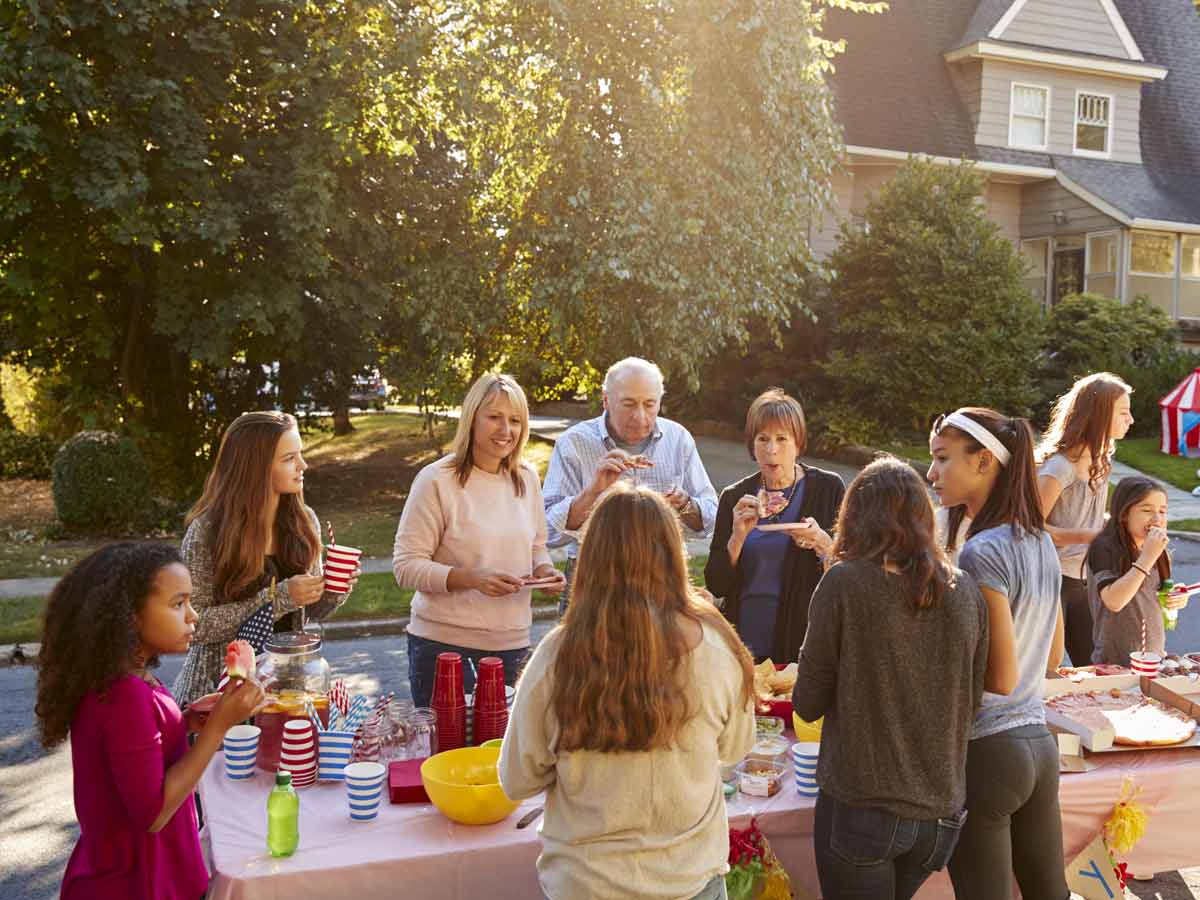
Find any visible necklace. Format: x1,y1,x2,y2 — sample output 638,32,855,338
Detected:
761,465,801,521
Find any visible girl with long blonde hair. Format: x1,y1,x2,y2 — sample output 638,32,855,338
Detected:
499,484,755,900
393,373,564,707
1036,372,1133,666
172,411,355,706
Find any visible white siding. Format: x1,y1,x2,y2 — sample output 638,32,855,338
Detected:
976,60,1141,163
999,0,1131,60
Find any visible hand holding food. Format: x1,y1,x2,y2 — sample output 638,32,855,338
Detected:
287,573,326,606
732,494,762,538
1140,525,1169,566
224,639,256,682
790,517,832,555
474,569,526,597
210,677,267,731
756,488,789,518
523,566,567,595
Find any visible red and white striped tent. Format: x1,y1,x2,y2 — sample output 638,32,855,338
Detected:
1160,367,1200,456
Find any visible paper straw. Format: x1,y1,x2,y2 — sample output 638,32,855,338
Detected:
327,519,336,548
305,698,322,730
329,680,351,717
343,695,370,734
1141,616,1147,655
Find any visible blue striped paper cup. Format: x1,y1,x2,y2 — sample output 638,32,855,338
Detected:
344,762,386,821
223,725,261,779
317,730,356,781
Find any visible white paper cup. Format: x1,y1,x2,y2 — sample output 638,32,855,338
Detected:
1130,651,1162,678
223,725,261,779
344,762,385,821
324,545,363,594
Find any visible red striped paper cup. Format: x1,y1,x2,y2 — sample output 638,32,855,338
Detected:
1130,651,1162,679
324,545,362,594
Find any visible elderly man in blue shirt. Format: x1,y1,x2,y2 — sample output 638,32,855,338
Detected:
543,357,718,613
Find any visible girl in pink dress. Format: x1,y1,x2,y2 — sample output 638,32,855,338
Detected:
36,542,264,900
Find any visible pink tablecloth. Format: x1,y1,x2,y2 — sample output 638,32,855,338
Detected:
199,747,1200,900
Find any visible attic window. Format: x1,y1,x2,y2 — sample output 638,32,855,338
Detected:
1075,92,1112,157
1009,83,1049,151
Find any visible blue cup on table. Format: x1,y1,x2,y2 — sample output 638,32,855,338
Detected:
792,741,819,797
343,762,386,821
318,729,357,781
223,725,261,780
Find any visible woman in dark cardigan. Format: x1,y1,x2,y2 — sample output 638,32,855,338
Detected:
705,389,845,663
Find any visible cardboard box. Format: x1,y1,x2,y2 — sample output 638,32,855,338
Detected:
1043,674,1200,753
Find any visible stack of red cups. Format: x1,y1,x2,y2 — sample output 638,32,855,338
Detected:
432,652,467,751
472,657,508,745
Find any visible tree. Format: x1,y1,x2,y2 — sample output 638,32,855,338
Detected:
819,157,1044,442
0,0,432,484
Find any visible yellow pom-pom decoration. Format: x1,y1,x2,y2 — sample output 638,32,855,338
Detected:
1103,776,1149,855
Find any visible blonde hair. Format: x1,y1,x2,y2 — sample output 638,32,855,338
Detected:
550,484,754,752
446,373,531,496
1036,372,1132,489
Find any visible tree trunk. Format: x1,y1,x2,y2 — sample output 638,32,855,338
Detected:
332,404,354,435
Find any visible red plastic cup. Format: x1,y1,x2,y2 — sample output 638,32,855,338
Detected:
324,544,362,594
433,702,467,751
433,653,465,706
473,710,509,745
473,658,506,711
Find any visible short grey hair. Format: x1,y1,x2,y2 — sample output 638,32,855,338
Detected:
603,357,665,397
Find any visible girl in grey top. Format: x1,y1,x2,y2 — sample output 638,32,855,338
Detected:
928,407,1068,900
1036,372,1133,667
1087,476,1188,665
171,413,355,706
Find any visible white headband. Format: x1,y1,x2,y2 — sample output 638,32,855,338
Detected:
942,412,1012,467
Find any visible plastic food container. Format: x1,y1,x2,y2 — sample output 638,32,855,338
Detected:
734,759,786,798
747,736,791,766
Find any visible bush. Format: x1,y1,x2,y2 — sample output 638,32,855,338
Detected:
0,429,57,479
819,158,1044,441
1038,293,1198,435
51,431,153,533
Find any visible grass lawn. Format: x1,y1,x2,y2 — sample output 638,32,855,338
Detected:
881,442,932,466
1115,437,1200,494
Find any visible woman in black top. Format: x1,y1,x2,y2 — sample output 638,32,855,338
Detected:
704,389,844,663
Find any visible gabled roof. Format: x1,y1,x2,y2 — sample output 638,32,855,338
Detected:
824,0,978,160
824,0,1200,228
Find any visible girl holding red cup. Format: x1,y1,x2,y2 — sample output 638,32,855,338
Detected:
172,411,359,707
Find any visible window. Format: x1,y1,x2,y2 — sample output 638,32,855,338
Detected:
1074,92,1112,157
1086,231,1118,299
1009,83,1049,151
1021,238,1049,305
1182,235,1200,318
1130,230,1177,316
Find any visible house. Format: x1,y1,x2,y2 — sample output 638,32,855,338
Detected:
816,0,1200,327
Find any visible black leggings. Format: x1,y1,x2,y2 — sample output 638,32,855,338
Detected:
1061,575,1093,667
947,724,1069,900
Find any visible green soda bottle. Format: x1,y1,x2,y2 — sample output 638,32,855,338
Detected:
267,770,299,857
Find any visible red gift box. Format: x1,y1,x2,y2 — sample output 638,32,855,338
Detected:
388,759,430,804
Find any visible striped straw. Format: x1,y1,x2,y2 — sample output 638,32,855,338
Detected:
304,698,322,730
1140,616,1147,655
329,679,350,717
343,694,370,734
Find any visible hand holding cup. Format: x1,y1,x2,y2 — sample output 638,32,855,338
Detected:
287,573,326,606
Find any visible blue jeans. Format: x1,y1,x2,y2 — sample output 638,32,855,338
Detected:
406,634,529,708
814,793,966,900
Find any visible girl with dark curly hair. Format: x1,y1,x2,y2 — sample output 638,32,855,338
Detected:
37,542,265,900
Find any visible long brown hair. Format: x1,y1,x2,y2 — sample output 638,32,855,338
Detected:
933,407,1044,550
1093,476,1171,582
445,373,530,496
550,484,754,752
831,457,955,609
187,411,319,603
1037,372,1131,489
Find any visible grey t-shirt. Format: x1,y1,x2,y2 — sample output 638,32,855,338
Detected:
958,525,1062,740
793,559,989,819
1087,538,1165,665
1039,453,1106,579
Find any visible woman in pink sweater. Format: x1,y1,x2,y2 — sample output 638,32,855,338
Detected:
36,542,264,900
394,373,565,706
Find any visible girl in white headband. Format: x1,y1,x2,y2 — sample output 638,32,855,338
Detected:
927,407,1069,900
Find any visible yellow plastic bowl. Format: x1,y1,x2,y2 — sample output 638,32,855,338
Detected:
793,712,823,742
420,747,520,825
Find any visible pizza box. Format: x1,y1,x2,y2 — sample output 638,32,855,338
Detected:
1043,675,1200,753
1144,674,1200,719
